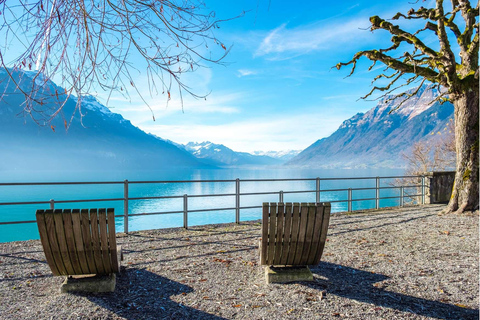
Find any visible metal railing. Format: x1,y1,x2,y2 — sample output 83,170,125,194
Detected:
0,175,425,233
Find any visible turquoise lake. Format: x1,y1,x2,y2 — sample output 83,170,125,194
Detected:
0,167,407,242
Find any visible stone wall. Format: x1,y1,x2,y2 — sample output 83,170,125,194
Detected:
424,171,456,204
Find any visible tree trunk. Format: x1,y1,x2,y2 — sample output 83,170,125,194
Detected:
445,89,479,213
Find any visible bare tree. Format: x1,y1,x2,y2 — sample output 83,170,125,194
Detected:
394,120,455,204
0,0,237,126
336,0,478,213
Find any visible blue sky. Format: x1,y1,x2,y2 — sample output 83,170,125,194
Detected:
9,0,437,152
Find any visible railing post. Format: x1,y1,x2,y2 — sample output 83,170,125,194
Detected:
347,188,352,212
235,178,240,224
124,179,129,234
279,190,284,203
421,175,425,204
50,199,54,210
375,177,380,209
400,186,404,207
183,194,188,229
316,177,320,203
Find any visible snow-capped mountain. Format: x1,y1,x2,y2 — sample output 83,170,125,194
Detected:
252,150,301,161
287,85,454,168
182,141,282,167
0,68,207,174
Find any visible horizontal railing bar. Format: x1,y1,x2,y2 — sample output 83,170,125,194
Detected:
128,195,184,201
0,220,37,225
0,181,122,186
0,191,425,207
0,200,52,206
239,191,282,196
186,207,236,213
238,205,263,210
239,175,421,182
187,193,236,198
128,179,237,184
281,190,315,194
49,198,124,204
0,175,425,187
378,196,402,200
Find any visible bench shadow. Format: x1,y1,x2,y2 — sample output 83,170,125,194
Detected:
82,267,226,320
307,262,479,320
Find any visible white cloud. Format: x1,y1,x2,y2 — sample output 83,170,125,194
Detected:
141,112,346,153
237,69,258,77
255,18,371,58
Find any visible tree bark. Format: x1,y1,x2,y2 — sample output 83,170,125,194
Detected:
445,89,479,213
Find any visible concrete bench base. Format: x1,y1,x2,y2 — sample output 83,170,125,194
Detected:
61,274,116,293
265,266,313,284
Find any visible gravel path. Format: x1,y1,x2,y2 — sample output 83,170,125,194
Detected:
0,204,478,319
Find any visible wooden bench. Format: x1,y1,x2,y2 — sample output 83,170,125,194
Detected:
36,208,120,292
260,202,331,283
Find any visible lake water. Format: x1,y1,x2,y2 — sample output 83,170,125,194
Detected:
0,167,406,242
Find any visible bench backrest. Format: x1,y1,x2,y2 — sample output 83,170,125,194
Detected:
36,208,119,276
261,202,331,266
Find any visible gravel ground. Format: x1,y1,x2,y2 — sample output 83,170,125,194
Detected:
0,204,478,320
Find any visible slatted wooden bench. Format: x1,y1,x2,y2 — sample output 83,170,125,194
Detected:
260,202,331,283
36,208,120,292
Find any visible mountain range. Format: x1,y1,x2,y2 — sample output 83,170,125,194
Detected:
286,85,454,168
0,69,206,173
181,141,283,167
0,69,454,172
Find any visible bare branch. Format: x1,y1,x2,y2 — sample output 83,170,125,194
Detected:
0,0,239,125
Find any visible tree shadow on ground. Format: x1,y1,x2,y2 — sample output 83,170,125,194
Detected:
82,267,225,320
307,262,478,320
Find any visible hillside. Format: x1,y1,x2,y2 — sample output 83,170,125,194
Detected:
0,69,208,174
287,85,454,168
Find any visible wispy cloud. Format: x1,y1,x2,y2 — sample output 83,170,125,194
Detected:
237,69,258,77
255,18,371,58
115,90,244,130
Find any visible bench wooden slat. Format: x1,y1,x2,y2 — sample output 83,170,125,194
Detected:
36,210,60,276
261,203,269,265
293,203,309,265
62,209,82,275
272,203,285,265
299,203,317,265
107,208,119,273
313,203,331,263
266,203,277,265
306,203,325,265
279,203,293,265
53,209,76,275
288,203,301,266
71,209,89,274
89,209,106,275
98,209,113,273
44,211,67,275
80,209,97,274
